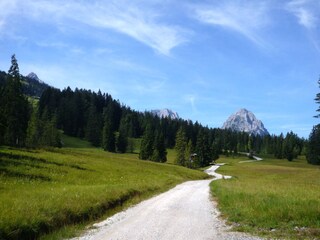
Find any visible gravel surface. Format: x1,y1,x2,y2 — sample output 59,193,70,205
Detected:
72,165,262,240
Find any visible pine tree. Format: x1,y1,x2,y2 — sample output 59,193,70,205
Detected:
26,108,41,148
151,131,167,162
40,115,61,147
85,104,102,146
185,139,194,168
175,127,187,166
139,124,154,160
3,55,30,146
102,119,116,152
116,130,128,153
196,128,211,167
307,124,320,165
307,78,320,165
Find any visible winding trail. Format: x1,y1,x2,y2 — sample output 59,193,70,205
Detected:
73,165,261,240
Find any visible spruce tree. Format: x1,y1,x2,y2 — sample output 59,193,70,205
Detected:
102,119,116,152
151,131,167,162
307,78,320,165
139,124,154,160
26,108,41,148
85,104,102,146
307,124,320,165
185,139,194,168
3,55,30,146
196,128,211,167
175,127,187,166
116,130,128,153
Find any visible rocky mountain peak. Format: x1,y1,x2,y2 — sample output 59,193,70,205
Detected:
26,72,44,84
151,108,179,119
222,108,269,136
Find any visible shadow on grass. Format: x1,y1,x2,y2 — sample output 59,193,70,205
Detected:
0,152,88,171
0,167,51,181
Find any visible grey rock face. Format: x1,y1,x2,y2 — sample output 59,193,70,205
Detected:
151,108,179,119
26,72,44,84
222,108,269,136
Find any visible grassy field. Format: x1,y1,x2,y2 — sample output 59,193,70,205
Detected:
211,155,320,239
0,139,207,239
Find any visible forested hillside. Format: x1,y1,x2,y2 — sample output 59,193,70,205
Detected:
0,55,314,167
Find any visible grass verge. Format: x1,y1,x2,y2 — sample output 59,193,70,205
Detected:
211,156,320,239
0,145,207,239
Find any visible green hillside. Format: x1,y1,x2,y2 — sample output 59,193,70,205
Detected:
0,144,207,239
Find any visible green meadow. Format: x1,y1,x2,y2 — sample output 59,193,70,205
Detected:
211,156,320,239
0,137,207,239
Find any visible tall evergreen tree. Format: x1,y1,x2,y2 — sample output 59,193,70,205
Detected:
175,127,187,166
40,114,61,147
2,55,30,146
185,139,194,168
151,131,167,162
139,124,154,160
116,130,128,153
102,119,116,152
26,107,41,148
307,78,320,165
196,128,211,167
85,103,102,146
307,124,320,165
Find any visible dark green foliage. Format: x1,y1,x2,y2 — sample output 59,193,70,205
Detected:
139,124,154,160
1,55,30,146
175,127,187,166
195,128,211,167
307,124,320,165
116,130,128,153
85,104,102,146
151,131,167,162
0,70,49,98
26,108,41,148
102,119,116,152
283,131,301,161
26,108,61,148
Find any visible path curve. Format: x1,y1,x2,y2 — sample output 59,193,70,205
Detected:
72,165,261,240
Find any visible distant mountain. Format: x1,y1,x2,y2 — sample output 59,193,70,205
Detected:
222,108,269,136
151,108,180,119
23,72,50,98
26,72,45,84
0,71,50,98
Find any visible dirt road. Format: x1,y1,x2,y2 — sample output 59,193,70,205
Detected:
73,165,261,240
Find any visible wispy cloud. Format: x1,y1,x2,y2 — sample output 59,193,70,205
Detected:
183,94,198,113
286,0,319,29
2,0,188,56
286,0,320,52
192,1,271,48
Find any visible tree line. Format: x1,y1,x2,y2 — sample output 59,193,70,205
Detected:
1,55,317,167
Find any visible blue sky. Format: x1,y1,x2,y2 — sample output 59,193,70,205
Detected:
0,0,320,138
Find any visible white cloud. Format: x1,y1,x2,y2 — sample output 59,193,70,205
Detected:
286,0,319,29
192,1,271,48
3,0,187,56
0,0,18,33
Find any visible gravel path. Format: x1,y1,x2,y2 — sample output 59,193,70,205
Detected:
72,165,262,240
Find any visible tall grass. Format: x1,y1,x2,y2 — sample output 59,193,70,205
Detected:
211,156,320,239
0,146,207,239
